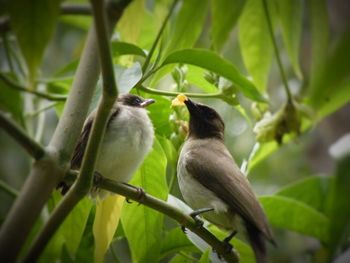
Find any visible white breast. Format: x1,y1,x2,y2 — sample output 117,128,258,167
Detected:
96,106,154,183
177,142,236,230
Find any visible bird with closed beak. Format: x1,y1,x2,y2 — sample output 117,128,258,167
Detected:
172,94,275,263
57,94,155,263
58,93,155,196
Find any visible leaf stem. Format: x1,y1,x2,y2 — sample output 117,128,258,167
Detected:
139,85,223,99
0,111,45,160
0,73,67,101
262,0,292,101
142,0,179,73
98,177,239,263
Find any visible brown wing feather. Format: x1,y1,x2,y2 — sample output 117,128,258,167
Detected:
70,116,94,169
185,141,273,241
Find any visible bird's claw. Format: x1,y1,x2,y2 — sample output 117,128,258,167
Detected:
122,183,146,205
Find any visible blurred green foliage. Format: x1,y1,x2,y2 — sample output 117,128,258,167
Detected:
1,0,350,262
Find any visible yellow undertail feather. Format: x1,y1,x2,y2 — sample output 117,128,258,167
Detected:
93,194,125,263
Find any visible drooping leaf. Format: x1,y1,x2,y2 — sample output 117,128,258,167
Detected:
308,35,350,117
117,0,145,44
307,0,329,90
40,195,93,262
0,74,23,123
327,153,350,259
112,41,147,58
277,176,333,213
115,62,143,94
198,249,210,263
238,0,274,91
9,0,61,79
186,65,218,93
165,0,209,54
210,0,245,51
160,227,199,259
162,48,265,102
93,195,125,263
138,93,172,136
121,139,168,263
260,195,330,243
276,0,303,79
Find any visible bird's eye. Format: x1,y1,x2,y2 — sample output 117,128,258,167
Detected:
133,98,142,105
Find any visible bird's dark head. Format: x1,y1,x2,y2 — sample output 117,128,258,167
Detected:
118,94,155,108
184,99,225,140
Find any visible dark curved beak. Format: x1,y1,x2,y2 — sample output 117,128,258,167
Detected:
140,98,155,108
184,99,200,117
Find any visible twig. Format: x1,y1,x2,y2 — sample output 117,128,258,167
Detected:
0,111,45,160
0,1,130,261
139,85,223,99
98,177,239,263
0,73,67,101
24,0,128,261
142,0,179,73
0,180,19,198
262,0,292,101
60,3,91,15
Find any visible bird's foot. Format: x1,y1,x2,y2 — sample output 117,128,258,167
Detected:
222,231,237,253
122,183,146,205
93,171,103,186
189,208,213,228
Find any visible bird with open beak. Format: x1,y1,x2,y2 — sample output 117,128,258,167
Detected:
172,94,275,263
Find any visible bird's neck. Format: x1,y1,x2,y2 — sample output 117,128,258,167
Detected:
188,123,224,140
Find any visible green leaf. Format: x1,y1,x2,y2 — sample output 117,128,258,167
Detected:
0,74,23,123
186,65,218,93
260,195,330,242
138,93,172,136
121,139,168,263
115,63,143,94
308,35,350,116
198,249,210,263
277,176,333,213
238,0,274,91
40,194,93,261
165,0,209,54
276,0,302,79
210,0,245,51
117,0,145,44
9,0,61,79
162,48,265,102
327,154,350,259
112,41,147,58
308,0,329,90
160,228,199,259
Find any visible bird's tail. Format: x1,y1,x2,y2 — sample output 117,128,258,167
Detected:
246,223,267,263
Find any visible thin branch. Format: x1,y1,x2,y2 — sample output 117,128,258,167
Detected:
0,111,45,160
0,1,130,261
60,3,91,15
0,73,67,101
24,0,128,261
139,85,223,99
0,180,19,198
142,0,179,73
262,0,292,101
98,177,239,263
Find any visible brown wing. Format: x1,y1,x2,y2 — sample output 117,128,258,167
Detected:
70,116,94,169
185,142,273,241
